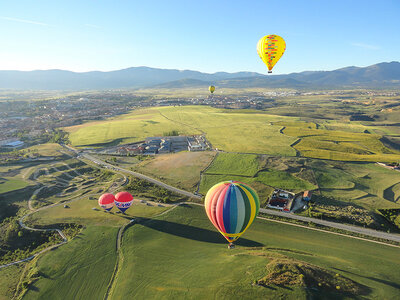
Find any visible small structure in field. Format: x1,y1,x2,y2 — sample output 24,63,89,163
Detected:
267,189,295,212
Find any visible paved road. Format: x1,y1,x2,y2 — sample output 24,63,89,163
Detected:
260,208,400,243
62,144,400,244
61,144,201,200
80,153,201,200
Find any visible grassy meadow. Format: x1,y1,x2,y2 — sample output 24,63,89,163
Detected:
112,204,400,299
64,106,298,156
0,264,24,300
132,151,216,192
64,105,400,162
22,226,119,300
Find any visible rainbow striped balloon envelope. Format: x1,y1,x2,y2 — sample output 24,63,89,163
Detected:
204,181,260,244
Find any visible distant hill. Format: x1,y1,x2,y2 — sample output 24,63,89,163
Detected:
0,67,260,90
0,62,399,90
215,61,400,89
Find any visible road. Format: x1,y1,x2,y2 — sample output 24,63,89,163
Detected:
76,151,201,200
259,208,400,243
61,144,201,200
62,144,400,244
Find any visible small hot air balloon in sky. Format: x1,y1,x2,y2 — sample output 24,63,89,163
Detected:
257,34,286,73
209,85,215,94
114,191,134,213
204,181,260,248
98,193,115,212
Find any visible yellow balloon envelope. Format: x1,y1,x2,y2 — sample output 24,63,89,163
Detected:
257,34,286,73
209,85,215,94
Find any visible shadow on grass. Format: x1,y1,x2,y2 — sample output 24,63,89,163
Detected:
334,267,400,290
136,217,264,247
78,138,126,148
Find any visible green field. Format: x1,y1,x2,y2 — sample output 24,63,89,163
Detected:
0,264,24,300
111,205,400,299
64,105,400,162
22,226,119,300
65,106,298,156
205,153,259,176
27,197,170,227
199,153,317,203
283,124,400,162
0,177,31,194
310,161,400,209
132,151,216,192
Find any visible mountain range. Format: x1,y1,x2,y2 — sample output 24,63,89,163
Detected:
0,61,399,90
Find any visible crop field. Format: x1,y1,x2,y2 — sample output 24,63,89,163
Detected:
282,124,400,162
199,153,317,203
65,105,400,162
64,108,198,147
310,161,400,209
111,204,400,299
65,106,298,156
198,153,400,210
205,153,259,176
132,151,215,191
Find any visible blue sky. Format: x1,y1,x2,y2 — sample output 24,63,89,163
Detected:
0,0,399,74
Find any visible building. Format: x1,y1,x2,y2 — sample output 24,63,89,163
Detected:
144,146,158,154
267,189,295,212
187,136,207,151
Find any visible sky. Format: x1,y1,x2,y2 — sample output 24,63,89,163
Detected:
0,0,399,74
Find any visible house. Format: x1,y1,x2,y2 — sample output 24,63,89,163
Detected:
267,189,295,212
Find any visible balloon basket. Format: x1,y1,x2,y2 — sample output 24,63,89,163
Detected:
268,70,272,73
228,243,235,249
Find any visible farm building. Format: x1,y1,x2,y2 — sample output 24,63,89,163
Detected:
267,189,295,212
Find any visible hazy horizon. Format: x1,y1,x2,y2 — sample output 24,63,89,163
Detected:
1,0,399,74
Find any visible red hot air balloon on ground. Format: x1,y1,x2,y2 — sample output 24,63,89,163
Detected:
115,191,134,213
98,193,115,212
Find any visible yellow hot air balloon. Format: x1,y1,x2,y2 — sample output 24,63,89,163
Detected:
257,34,286,73
209,85,215,94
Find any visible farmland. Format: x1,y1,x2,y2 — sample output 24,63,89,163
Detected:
112,205,400,299
1,91,400,299
64,105,400,163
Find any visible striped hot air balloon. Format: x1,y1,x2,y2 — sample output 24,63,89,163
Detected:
204,181,260,247
114,191,134,213
98,193,115,211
